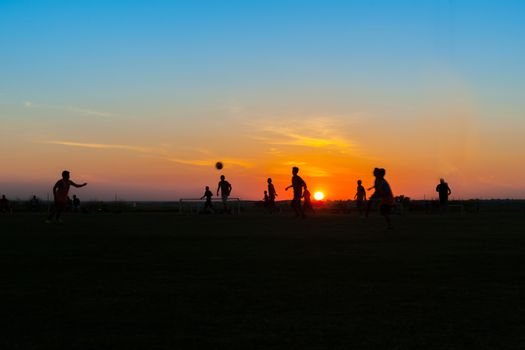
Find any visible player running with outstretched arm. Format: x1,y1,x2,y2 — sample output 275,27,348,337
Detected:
46,170,87,223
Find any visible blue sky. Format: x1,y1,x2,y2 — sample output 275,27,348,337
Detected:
1,0,524,199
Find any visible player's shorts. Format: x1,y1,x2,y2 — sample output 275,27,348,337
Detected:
380,204,392,215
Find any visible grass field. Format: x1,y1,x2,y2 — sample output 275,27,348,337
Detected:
2,211,525,349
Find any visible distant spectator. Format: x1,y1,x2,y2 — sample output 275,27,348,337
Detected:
436,179,452,208
30,195,40,212
72,195,81,211
0,194,10,213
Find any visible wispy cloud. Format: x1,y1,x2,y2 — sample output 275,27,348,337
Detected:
44,140,253,169
248,117,359,154
45,140,159,153
282,161,307,166
24,101,115,118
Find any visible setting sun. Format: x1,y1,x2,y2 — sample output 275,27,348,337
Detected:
313,191,325,201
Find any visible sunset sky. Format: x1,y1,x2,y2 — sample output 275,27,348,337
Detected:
1,0,524,200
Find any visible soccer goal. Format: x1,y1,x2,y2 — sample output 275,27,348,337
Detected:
178,198,241,215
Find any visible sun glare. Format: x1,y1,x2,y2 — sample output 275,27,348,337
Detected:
313,191,325,201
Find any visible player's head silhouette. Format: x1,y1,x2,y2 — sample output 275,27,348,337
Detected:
357,180,362,185
220,175,225,180
267,178,272,184
292,167,299,175
62,170,70,180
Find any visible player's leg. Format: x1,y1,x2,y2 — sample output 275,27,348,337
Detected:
55,202,65,221
380,204,393,229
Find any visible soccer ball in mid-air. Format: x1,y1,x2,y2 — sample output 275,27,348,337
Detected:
215,161,224,170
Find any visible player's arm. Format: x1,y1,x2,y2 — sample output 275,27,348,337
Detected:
70,180,87,188
285,184,292,191
448,186,452,195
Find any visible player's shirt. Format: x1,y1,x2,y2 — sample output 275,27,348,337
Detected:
436,183,450,199
292,175,306,199
204,190,213,201
378,179,394,205
218,180,231,197
54,179,71,203
268,183,276,199
356,185,366,201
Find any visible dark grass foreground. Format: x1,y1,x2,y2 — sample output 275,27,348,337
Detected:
2,212,525,349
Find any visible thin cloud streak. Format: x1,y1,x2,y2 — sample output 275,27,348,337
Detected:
247,117,360,154
24,101,116,118
45,140,159,153
44,140,253,169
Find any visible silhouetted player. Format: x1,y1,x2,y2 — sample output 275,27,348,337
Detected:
377,168,394,229
267,178,278,213
436,178,452,208
263,190,269,208
201,186,214,212
47,171,87,223
302,189,314,214
285,167,307,217
354,180,367,217
365,168,381,217
0,194,10,213
217,175,232,212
